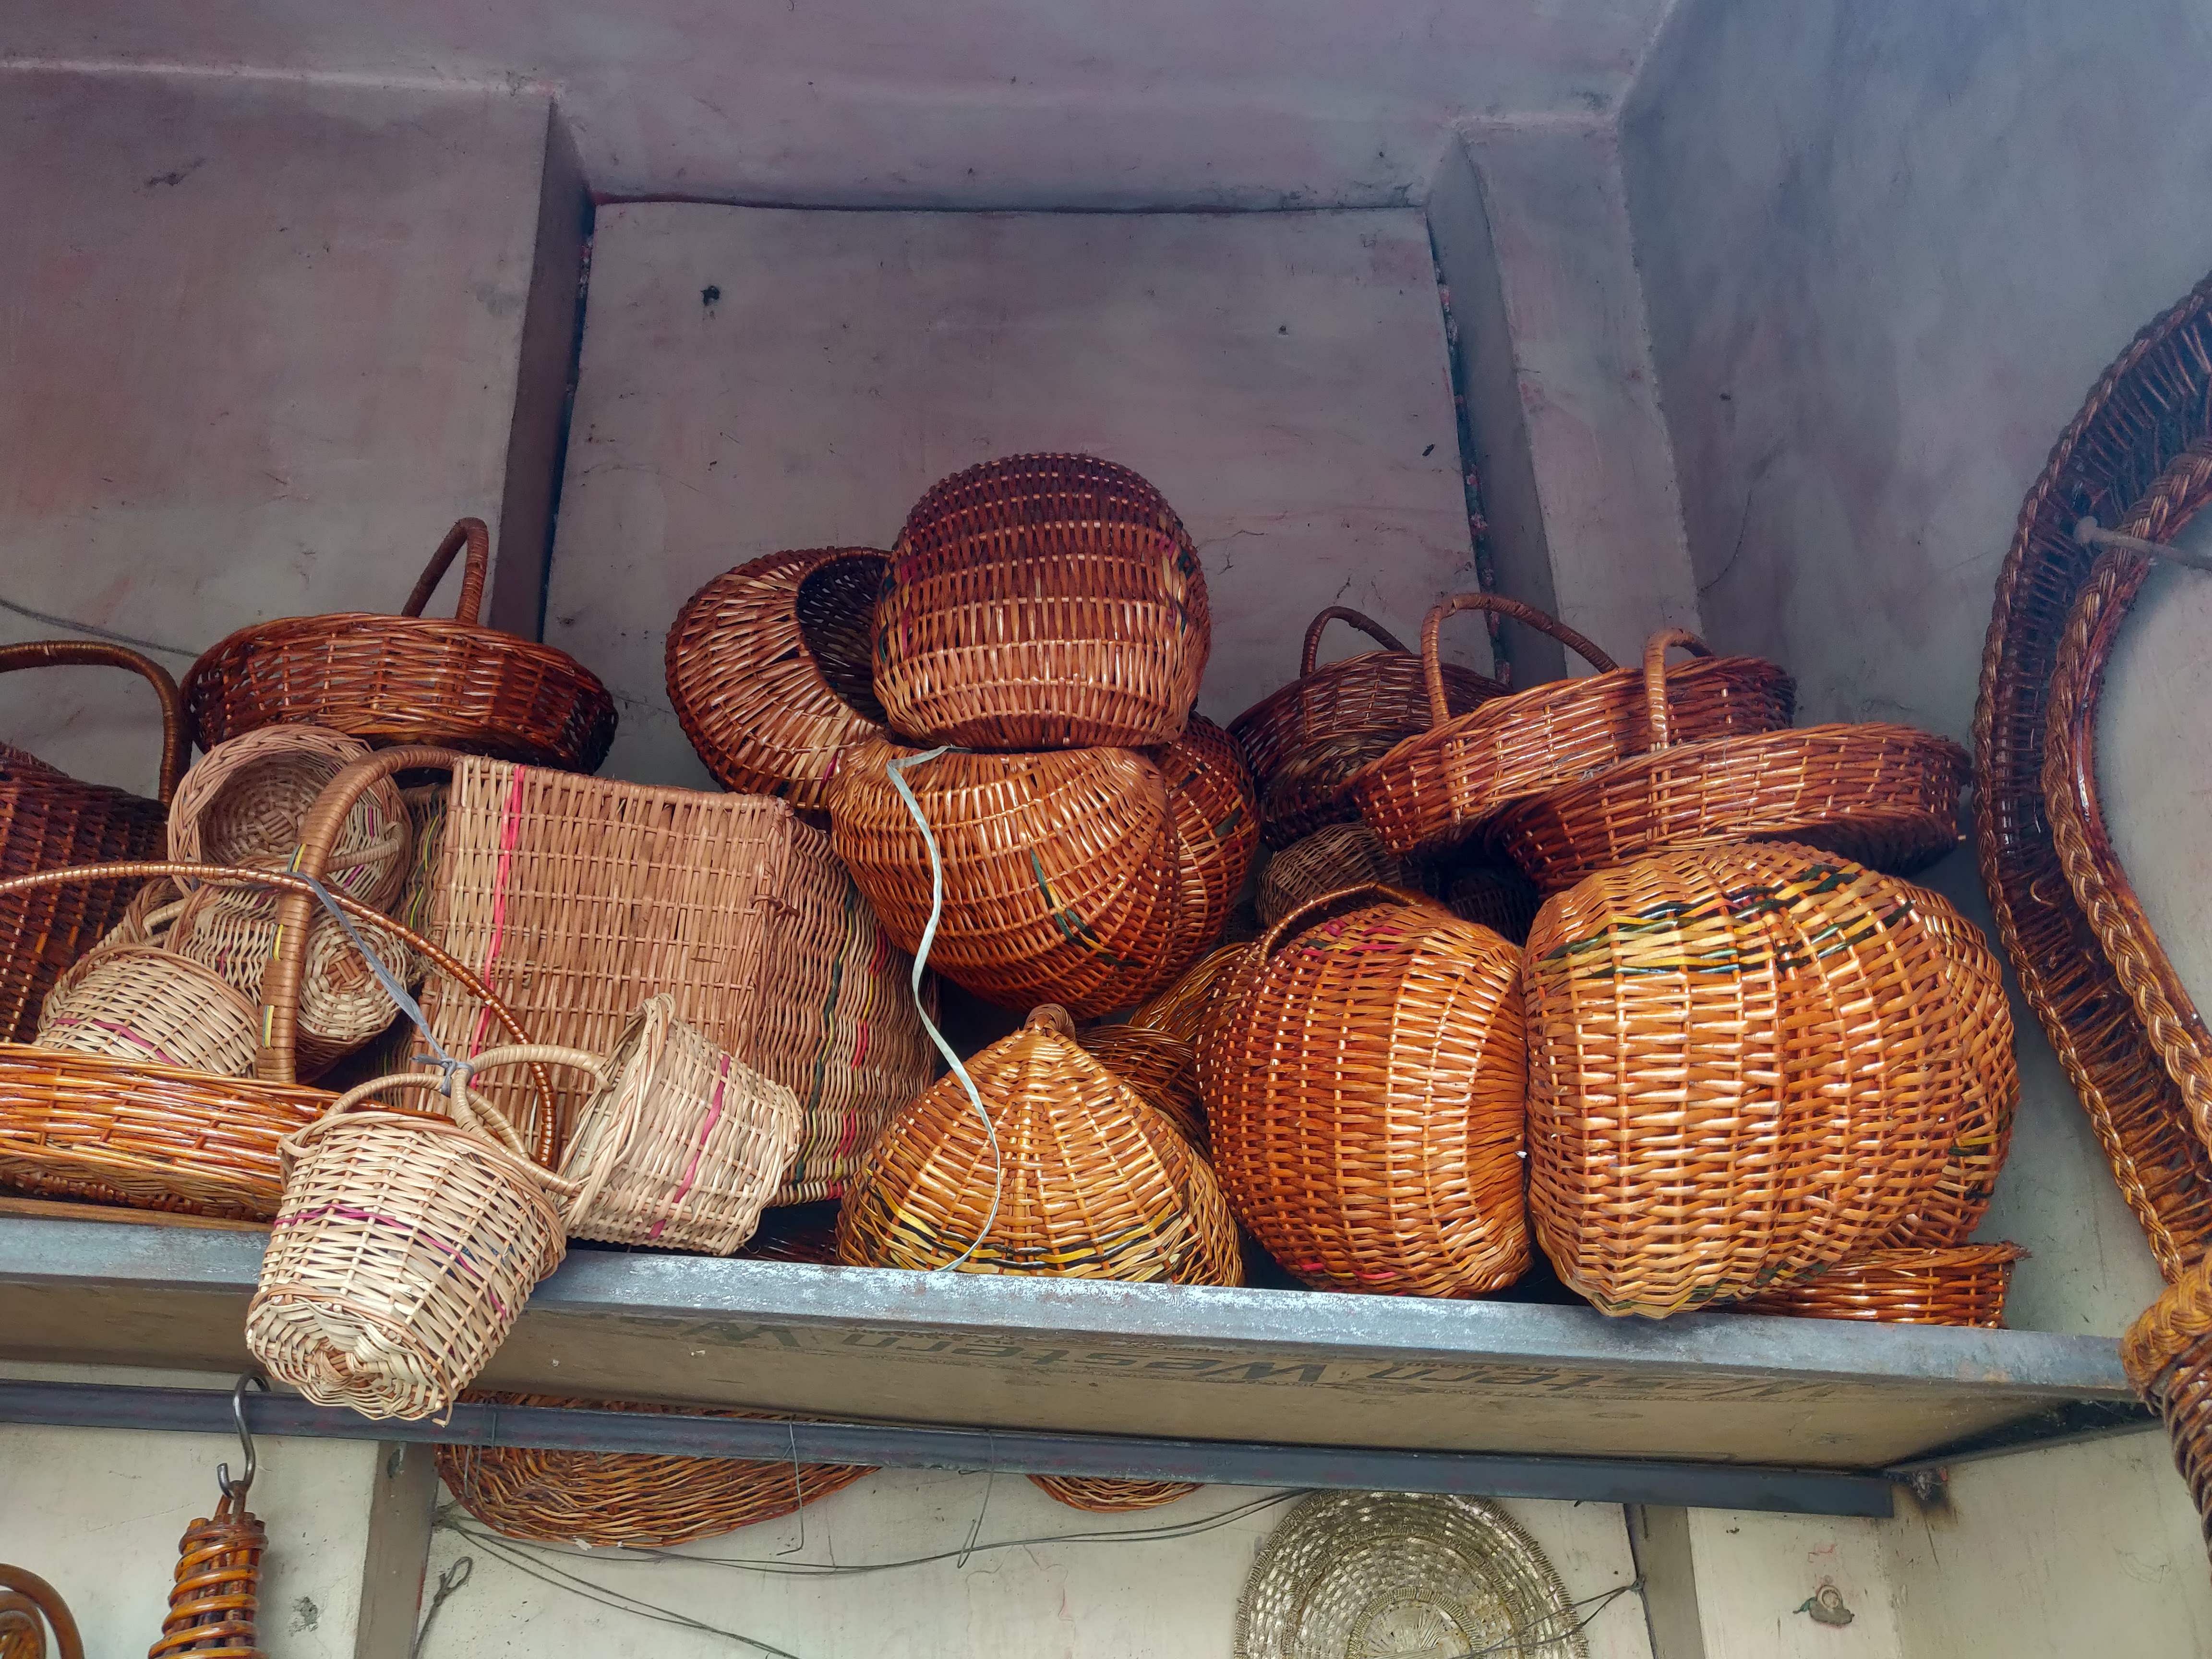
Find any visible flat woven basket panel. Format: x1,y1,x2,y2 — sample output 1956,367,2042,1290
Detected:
417,759,930,1200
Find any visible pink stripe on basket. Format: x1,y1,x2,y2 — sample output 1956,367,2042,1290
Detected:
646,1054,732,1241
465,767,531,1058
42,1015,189,1070
272,1202,511,1318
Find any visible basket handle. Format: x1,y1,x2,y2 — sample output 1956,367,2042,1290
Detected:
1637,628,1718,753
1253,881,1431,963
0,639,188,803
1300,608,1409,675
1024,1004,1078,1037
398,519,490,627
1420,595,1618,727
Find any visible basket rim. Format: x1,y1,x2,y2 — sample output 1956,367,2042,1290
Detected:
185,611,613,690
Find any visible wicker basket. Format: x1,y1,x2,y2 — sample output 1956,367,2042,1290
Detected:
1128,942,1255,1049
0,641,186,1042
169,724,411,908
1525,843,1970,1317
1353,605,1796,859
1230,606,1506,849
555,998,803,1254
182,517,617,772
1256,822,1402,929
828,736,1183,1018
33,943,259,1078
1160,714,1260,960
874,454,1211,749
1436,860,1541,946
94,875,187,952
838,1005,1241,1284
1028,1475,1200,1513
288,748,932,1202
1734,1245,2023,1328
2124,1258,2212,1556
1076,1022,1206,1151
664,548,890,807
248,1053,576,1419
440,1392,875,1547
1200,886,1528,1298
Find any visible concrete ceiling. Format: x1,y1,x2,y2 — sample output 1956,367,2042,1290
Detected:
3,0,1673,207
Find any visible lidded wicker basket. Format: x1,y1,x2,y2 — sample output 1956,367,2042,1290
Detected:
1256,822,1401,929
1160,713,1260,960
837,1005,1242,1284
182,517,617,772
828,736,1182,1018
1230,606,1506,849
1200,886,1529,1298
1352,605,1794,859
664,547,890,807
1734,1245,2022,1328
874,454,1211,749
1075,1021,1206,1151
0,640,186,1042
1524,842,1970,1317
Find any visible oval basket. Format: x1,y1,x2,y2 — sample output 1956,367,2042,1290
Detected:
1353,603,1794,859
1200,886,1528,1298
874,453,1211,749
837,1005,1241,1284
1028,1475,1200,1513
2123,1256,2212,1553
1159,713,1260,961
0,641,185,1042
664,547,890,807
34,943,260,1079
1524,842,1968,1317
1733,1245,2023,1328
182,518,617,772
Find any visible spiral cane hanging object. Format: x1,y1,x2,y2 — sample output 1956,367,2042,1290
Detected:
148,1377,268,1659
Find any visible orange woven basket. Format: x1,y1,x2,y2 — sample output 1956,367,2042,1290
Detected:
1256,822,1401,929
828,737,1183,1018
440,1393,876,1547
1076,1021,1206,1151
1734,1245,2023,1328
0,641,185,1042
873,454,1211,749
838,1005,1242,1284
1028,1475,1200,1513
182,517,617,772
1524,843,1968,1317
1159,714,1260,962
1127,941,1255,1049
1200,885,1528,1298
1352,603,1795,859
1229,606,1506,849
2124,1256,2212,1557
664,547,890,808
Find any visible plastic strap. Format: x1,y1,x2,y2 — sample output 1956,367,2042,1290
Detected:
291,866,474,1102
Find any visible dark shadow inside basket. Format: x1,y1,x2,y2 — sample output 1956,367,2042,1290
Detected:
793,554,890,724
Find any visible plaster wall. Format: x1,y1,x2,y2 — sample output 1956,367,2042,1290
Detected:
1618,0,2212,1335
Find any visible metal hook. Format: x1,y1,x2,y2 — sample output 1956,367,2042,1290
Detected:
218,1371,269,1499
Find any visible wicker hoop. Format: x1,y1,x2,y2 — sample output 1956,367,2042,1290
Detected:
665,548,890,806
874,454,1211,749
1352,603,1796,859
1201,885,1528,1298
1525,843,1968,1317
1734,1245,2022,1328
1027,1475,1201,1513
182,517,617,771
34,943,259,1078
0,1566,80,1659
837,1005,1241,1283
0,640,184,1041
557,997,804,1253
1075,1022,1206,1151
1256,823,1402,929
2124,1253,2212,1555
1128,942,1256,1049
828,737,1183,1017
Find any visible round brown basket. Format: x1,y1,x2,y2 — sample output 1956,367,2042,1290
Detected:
1525,843,1972,1317
0,641,185,1043
1229,606,1505,849
1159,714,1260,962
1027,1475,1201,1513
664,547,890,807
1200,886,1528,1298
440,1393,876,1547
1256,823,1401,929
1128,941,1256,1049
33,943,259,1078
827,736,1181,1017
874,454,1211,749
2124,1256,2212,1555
1076,1021,1206,1151
182,517,617,772
837,1005,1241,1284
1734,1245,2023,1328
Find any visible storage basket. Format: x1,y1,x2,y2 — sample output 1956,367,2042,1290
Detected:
1256,822,1401,929
1734,1245,2022,1328
94,875,186,951
182,517,617,772
33,943,259,1078
828,736,1181,1018
298,748,930,1199
555,997,804,1254
248,1050,577,1420
664,547,890,807
1352,604,1795,859
168,724,412,909
2124,1257,2212,1554
1075,1021,1206,1151
439,1392,875,1547
0,640,186,1042
1028,1476,1200,1513
1436,860,1541,946
837,1005,1241,1284
873,453,1211,749
1200,886,1528,1298
1128,941,1255,1049
1524,843,1968,1317
1160,713,1260,958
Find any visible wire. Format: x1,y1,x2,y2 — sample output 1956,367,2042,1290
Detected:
410,1556,473,1659
1447,1575,1643,1658
0,593,200,659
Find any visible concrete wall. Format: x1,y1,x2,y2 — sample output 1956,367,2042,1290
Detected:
1617,0,2212,1337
